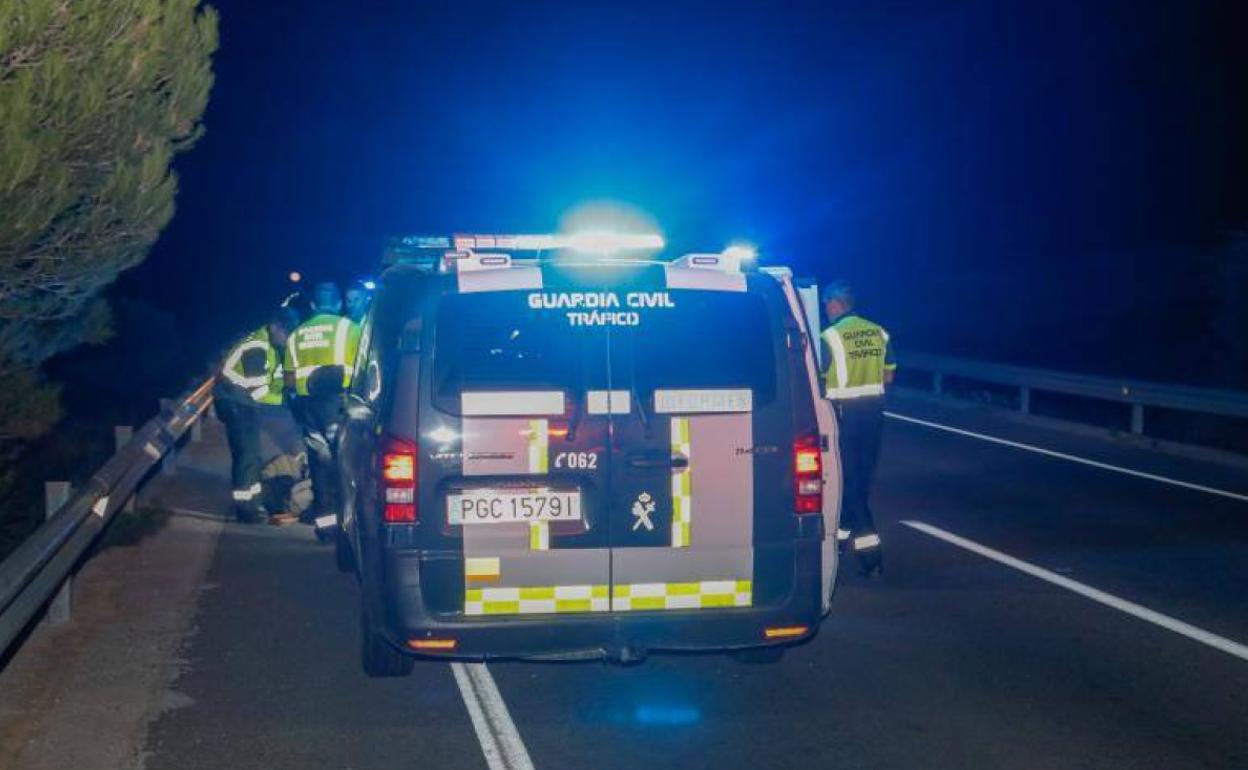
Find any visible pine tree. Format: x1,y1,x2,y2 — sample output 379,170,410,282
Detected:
0,0,219,440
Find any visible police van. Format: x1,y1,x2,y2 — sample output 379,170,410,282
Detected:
336,233,841,675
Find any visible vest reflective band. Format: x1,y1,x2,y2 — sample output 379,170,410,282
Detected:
221,327,283,405
285,314,360,396
821,314,894,400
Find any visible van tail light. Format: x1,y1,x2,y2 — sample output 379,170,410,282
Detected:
381,436,418,523
794,433,823,515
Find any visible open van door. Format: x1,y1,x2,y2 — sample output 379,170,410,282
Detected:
794,278,822,371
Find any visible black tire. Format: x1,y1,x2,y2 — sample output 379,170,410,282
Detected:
335,531,355,573
361,610,414,678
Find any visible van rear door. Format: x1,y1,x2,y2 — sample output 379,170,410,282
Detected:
604,270,797,612
422,287,613,617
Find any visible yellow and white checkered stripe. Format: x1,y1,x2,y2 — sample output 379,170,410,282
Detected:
612,580,752,611
527,419,549,473
465,584,610,615
670,417,691,548
463,580,753,615
529,521,550,551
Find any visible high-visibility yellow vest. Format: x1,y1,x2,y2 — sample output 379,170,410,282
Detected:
221,326,284,405
820,314,895,400
284,313,361,396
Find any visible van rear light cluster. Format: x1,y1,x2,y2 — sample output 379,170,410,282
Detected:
793,434,823,514
381,436,418,523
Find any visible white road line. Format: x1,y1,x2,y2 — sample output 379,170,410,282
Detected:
885,411,1248,503
451,662,536,770
902,520,1248,663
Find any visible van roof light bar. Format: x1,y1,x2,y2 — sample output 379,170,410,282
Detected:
671,252,747,273
439,251,514,273
452,232,664,254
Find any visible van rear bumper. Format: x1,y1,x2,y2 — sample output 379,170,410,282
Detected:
376,539,824,660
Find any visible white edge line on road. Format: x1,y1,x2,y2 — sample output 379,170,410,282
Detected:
451,662,536,770
902,519,1248,663
885,411,1248,503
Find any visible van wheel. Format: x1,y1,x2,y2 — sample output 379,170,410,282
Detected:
335,531,355,573
361,611,414,678
732,646,786,664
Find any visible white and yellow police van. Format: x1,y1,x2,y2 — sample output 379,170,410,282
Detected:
336,233,840,675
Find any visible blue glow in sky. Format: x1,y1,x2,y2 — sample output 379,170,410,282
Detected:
123,0,1247,383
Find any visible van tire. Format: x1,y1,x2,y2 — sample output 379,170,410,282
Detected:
361,610,414,677
335,531,355,573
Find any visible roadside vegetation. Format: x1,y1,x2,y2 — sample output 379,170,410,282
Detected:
0,1,218,557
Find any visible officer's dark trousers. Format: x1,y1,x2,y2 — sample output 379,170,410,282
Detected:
213,388,261,511
835,397,884,538
292,392,343,519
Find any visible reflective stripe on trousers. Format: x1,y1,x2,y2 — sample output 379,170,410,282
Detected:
232,482,262,502
853,534,881,551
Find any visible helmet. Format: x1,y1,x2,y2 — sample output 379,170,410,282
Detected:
821,280,853,305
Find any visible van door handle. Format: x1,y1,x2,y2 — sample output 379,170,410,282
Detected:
626,451,686,469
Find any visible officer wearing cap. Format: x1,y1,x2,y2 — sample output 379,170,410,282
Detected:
215,307,299,523
821,281,895,576
283,282,361,532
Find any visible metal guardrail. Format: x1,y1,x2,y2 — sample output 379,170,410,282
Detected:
899,352,1248,435
0,377,215,656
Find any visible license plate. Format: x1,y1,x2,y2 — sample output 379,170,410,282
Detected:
447,490,582,525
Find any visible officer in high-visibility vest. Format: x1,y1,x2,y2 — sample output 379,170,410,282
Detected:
283,282,361,533
820,281,895,576
215,307,299,523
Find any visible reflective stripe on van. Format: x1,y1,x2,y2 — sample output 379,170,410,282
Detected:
462,580,752,614
465,584,611,615
670,417,692,548
612,580,753,611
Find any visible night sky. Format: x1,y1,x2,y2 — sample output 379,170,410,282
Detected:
118,0,1248,384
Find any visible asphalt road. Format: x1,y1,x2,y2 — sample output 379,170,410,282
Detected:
142,398,1248,770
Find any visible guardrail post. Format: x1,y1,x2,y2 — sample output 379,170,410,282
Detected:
44,482,73,624
114,425,136,513
933,371,943,395
1130,403,1145,435
1019,386,1031,414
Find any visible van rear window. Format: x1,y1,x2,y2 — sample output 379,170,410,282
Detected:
433,289,776,413
617,291,776,405
434,293,600,412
